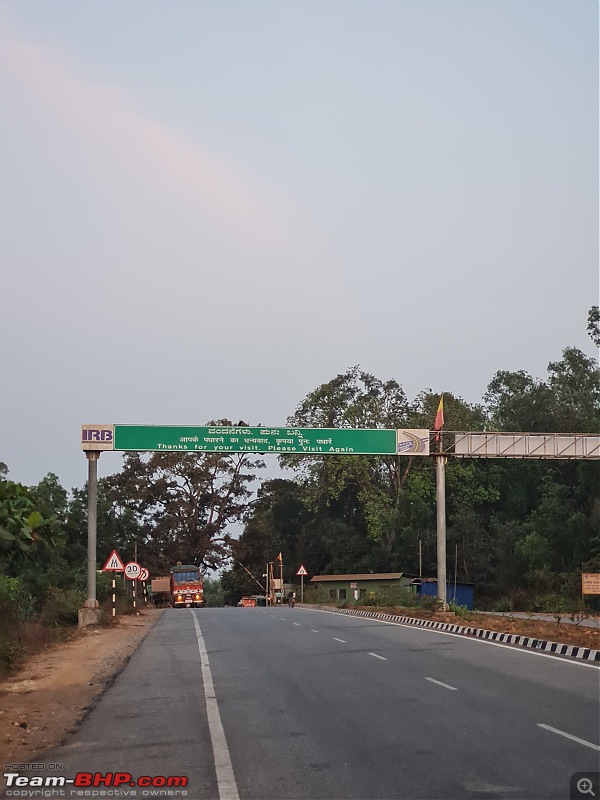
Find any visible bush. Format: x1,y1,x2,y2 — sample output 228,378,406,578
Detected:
40,587,85,627
0,575,34,618
415,595,443,613
449,603,471,620
491,597,512,612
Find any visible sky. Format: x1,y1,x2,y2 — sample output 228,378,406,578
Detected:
1,0,598,493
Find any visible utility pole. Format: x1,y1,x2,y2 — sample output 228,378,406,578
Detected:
79,452,102,628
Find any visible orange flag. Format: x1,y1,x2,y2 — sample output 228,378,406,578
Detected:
434,395,444,443
277,552,283,563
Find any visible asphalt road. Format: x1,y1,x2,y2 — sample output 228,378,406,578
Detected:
6,607,600,800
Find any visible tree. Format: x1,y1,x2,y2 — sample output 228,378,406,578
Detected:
587,305,600,347
0,480,60,569
104,427,265,572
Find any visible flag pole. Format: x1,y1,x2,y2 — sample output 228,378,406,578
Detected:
280,556,283,605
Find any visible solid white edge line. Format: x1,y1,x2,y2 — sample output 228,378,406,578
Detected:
537,723,600,751
425,676,458,691
333,638,346,643
308,608,600,669
191,611,240,800
369,652,387,661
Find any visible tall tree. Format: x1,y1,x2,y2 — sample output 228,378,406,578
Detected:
105,428,264,573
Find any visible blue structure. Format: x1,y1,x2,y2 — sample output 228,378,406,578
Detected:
415,579,474,610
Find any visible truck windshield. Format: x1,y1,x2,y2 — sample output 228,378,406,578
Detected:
172,571,200,583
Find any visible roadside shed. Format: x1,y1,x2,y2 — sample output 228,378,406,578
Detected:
310,573,416,601
414,578,475,610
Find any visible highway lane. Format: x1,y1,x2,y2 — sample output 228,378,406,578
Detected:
207,607,599,799
9,607,599,800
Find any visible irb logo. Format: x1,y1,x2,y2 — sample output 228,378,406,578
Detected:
81,425,114,450
82,429,113,442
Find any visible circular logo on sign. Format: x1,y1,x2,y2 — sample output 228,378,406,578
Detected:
124,561,141,580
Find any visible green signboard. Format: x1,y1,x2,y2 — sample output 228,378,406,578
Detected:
113,425,403,455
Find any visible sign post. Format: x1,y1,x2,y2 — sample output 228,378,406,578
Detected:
124,562,141,609
102,550,125,618
138,567,150,605
296,565,308,603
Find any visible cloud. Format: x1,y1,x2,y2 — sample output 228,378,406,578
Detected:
0,12,293,251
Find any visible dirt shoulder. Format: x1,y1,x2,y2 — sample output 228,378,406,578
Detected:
0,609,163,767
323,605,600,650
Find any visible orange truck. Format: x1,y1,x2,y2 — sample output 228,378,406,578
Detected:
170,564,205,608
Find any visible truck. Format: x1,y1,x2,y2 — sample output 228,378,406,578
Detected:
150,576,172,607
170,563,205,608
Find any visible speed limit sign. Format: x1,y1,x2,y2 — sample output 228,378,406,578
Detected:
124,561,141,580
138,567,149,581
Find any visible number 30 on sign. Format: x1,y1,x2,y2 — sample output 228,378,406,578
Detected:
124,561,141,580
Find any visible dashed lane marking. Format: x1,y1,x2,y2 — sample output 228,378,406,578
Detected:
537,723,600,751
425,677,457,691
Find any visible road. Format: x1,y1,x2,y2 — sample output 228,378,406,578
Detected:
7,607,600,800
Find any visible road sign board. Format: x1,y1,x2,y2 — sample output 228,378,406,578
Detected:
582,573,600,595
112,425,429,455
102,550,124,571
296,565,308,576
138,567,149,582
124,561,141,580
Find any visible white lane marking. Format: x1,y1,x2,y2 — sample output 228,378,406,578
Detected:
333,637,346,643
310,608,600,670
425,676,458,691
293,622,301,626
369,652,387,661
310,629,319,633
537,723,600,751
280,618,286,620
191,612,240,800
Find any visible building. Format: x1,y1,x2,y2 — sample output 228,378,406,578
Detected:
414,578,475,610
310,573,416,601
310,573,475,610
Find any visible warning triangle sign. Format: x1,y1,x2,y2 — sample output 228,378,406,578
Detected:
296,564,308,576
103,549,125,571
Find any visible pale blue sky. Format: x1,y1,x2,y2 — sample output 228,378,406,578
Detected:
1,0,597,490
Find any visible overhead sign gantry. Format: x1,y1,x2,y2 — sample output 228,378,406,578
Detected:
78,424,600,625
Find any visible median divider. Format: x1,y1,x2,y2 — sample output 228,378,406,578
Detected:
305,605,600,663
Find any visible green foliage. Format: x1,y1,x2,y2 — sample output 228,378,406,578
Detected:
0,575,34,617
588,305,600,347
40,587,85,627
0,480,59,564
491,597,512,612
203,578,225,607
415,595,443,612
449,603,471,619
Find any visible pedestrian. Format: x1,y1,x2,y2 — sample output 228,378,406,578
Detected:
287,591,296,608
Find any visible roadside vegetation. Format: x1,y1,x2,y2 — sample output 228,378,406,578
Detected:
222,309,600,614
1,309,598,673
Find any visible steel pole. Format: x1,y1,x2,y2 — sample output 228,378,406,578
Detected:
435,454,447,609
85,452,100,609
